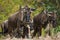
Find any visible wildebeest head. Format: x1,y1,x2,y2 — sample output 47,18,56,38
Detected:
18,6,35,24
22,5,36,22
47,11,57,27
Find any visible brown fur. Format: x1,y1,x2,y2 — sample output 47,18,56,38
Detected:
32,10,57,38
8,7,24,38
1,20,8,36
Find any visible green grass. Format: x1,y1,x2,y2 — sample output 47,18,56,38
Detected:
0,26,2,32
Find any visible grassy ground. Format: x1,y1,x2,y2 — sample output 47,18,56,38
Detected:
0,26,2,32
0,32,60,40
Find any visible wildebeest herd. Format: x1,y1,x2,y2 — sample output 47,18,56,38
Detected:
0,5,57,39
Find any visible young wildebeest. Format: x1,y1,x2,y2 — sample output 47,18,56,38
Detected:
8,6,24,38
21,5,35,38
8,6,35,38
32,10,57,38
1,20,8,36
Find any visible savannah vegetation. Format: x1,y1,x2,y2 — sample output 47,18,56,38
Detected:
0,0,60,38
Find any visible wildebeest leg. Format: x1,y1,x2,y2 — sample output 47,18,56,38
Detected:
16,26,23,38
38,26,42,38
1,24,8,36
4,27,8,36
22,26,26,38
45,22,53,36
12,27,19,38
49,23,53,36
22,26,25,38
32,26,38,38
8,27,13,38
22,26,29,38
27,25,31,38
49,29,51,36
45,23,50,36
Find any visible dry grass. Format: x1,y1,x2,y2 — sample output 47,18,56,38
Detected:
0,32,60,40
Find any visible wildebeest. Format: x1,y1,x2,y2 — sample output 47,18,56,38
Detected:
1,20,8,36
21,5,35,38
48,11,57,27
32,10,48,38
32,10,57,38
45,11,57,36
8,5,35,38
8,6,24,38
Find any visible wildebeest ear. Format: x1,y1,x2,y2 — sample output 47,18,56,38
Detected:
30,8,36,12
31,8,36,11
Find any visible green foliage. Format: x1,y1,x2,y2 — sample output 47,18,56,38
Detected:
32,7,43,18
0,0,60,34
